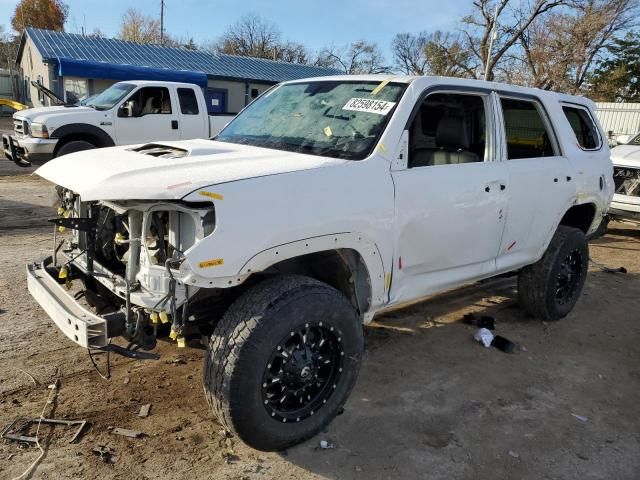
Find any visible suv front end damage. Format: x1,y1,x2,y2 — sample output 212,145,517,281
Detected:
27,188,219,353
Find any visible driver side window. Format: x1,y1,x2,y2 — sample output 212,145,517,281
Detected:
409,92,488,168
122,87,172,117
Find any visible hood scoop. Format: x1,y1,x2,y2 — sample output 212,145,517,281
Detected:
132,143,189,159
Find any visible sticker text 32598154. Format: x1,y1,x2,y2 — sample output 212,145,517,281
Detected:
342,98,396,115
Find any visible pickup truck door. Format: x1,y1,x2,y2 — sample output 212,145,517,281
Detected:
176,86,208,140
114,86,180,145
389,89,508,303
493,95,576,272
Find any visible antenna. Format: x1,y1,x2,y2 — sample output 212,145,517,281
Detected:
484,3,499,81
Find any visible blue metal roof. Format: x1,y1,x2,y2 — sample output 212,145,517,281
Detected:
24,28,341,83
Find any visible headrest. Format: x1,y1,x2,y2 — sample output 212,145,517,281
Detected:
436,116,470,150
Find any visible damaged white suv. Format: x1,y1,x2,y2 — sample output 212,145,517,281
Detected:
28,75,613,451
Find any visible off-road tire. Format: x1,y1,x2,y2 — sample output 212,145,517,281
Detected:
518,226,589,321
55,140,96,157
203,275,363,451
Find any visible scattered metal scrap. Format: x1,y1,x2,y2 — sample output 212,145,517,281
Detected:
589,257,627,274
138,404,151,418
111,427,143,438
2,417,87,445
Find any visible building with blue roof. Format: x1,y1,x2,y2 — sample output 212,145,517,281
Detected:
16,28,340,112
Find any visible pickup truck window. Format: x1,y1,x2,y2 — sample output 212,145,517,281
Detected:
501,98,556,160
124,87,172,117
409,92,487,167
178,88,199,115
562,106,600,150
86,83,135,111
216,80,406,160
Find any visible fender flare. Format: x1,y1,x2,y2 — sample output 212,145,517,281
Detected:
239,233,388,321
50,123,115,150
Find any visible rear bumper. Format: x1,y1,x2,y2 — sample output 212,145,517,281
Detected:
27,256,108,348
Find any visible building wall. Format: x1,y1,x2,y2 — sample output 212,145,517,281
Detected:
207,79,272,113
19,37,52,107
595,102,640,144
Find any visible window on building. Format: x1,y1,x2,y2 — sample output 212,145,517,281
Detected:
408,92,487,167
64,78,88,105
500,98,556,159
177,88,199,115
251,88,259,99
562,105,601,150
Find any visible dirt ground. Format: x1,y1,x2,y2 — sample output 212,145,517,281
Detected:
0,159,639,479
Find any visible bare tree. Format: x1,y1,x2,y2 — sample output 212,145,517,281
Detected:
423,31,477,77
215,13,281,58
462,0,566,81
317,41,390,74
119,8,161,44
391,32,429,75
514,0,638,92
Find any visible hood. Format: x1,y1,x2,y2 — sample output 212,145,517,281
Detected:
35,139,348,201
16,106,94,123
611,145,640,168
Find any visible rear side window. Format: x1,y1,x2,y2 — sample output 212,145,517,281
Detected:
178,88,199,115
562,106,601,150
500,98,556,159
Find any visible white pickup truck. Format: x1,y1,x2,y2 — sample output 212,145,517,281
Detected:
2,80,234,166
27,75,613,451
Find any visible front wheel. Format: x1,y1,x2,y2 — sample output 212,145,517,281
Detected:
55,140,96,157
518,226,589,321
203,275,363,451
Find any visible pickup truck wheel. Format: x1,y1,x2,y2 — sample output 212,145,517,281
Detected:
203,275,363,451
518,226,589,321
55,140,96,157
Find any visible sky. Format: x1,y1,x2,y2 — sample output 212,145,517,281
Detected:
0,0,468,60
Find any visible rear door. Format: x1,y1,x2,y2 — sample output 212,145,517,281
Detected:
177,87,207,139
494,95,576,271
390,89,508,303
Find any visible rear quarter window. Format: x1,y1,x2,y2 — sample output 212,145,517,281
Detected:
562,105,601,150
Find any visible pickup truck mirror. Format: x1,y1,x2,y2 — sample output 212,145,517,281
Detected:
118,101,135,118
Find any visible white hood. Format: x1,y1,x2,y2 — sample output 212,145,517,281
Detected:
16,106,94,123
35,139,348,201
611,145,640,168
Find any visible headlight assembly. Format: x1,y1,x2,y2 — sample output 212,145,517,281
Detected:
30,122,49,138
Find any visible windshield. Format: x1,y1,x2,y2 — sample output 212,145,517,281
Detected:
86,83,136,111
216,80,407,160
631,133,640,145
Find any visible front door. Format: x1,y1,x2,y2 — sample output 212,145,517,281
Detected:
494,96,576,272
114,86,180,145
390,90,508,303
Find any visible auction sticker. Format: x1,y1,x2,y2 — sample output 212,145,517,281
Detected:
343,98,396,115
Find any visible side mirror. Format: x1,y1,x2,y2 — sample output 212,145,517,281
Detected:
118,101,134,118
616,134,632,145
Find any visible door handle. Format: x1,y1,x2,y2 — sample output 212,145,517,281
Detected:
171,120,179,130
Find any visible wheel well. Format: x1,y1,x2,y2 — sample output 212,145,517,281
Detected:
264,249,372,315
559,203,596,233
53,134,101,156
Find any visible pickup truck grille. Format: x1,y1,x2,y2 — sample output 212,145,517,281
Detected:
614,166,640,197
13,119,28,137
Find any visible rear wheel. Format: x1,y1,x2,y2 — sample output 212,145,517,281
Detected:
203,275,363,451
55,140,96,157
518,226,589,321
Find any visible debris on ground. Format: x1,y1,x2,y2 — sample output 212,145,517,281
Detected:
508,450,520,458
571,413,588,423
111,427,144,438
92,445,114,463
491,335,516,354
474,328,494,347
464,313,496,330
319,440,335,449
589,258,627,274
2,417,87,444
138,404,151,418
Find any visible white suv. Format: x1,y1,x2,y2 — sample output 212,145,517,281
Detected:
28,75,613,451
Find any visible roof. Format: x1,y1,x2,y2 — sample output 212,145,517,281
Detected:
19,28,341,84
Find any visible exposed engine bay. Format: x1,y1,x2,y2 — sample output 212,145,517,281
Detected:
51,187,221,353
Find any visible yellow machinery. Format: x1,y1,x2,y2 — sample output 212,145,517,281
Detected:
0,99,28,111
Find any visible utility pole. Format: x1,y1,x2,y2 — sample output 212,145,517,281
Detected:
160,0,165,45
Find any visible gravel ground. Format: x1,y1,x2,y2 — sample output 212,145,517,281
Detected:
0,161,639,480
